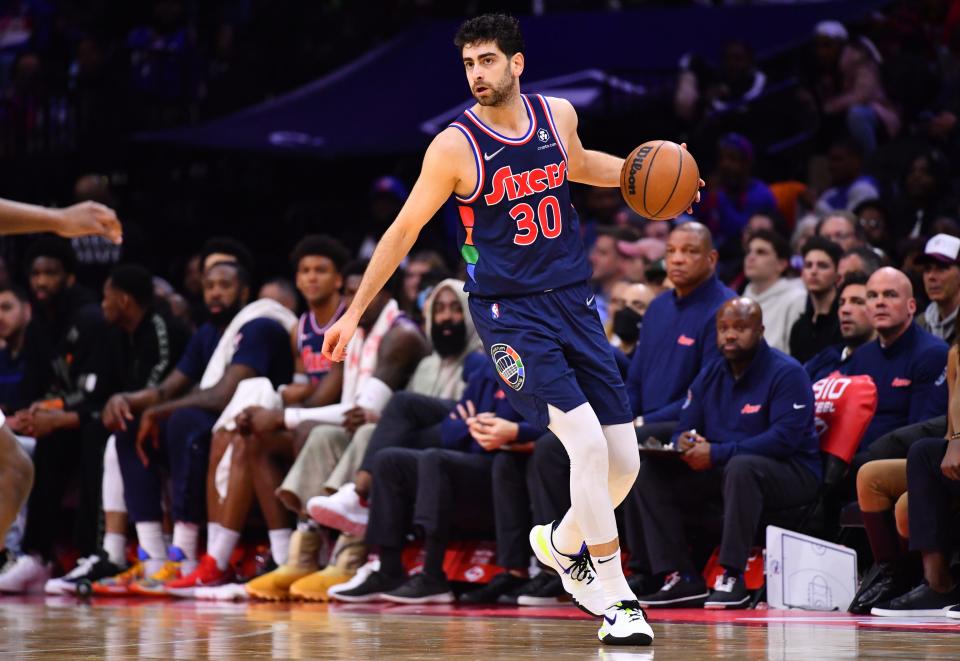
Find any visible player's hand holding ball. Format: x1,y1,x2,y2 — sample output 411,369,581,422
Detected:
620,141,704,219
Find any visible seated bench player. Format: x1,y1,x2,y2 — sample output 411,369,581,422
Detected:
636,297,821,610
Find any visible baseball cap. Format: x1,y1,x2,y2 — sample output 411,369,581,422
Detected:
917,233,960,265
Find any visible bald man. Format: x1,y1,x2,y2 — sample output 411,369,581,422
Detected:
636,297,820,610
843,267,948,457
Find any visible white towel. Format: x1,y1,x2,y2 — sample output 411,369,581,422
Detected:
200,299,298,390
341,299,400,406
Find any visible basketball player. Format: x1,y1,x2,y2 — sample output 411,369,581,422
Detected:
0,196,121,558
323,14,700,646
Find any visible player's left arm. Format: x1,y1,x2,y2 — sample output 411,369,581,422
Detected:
547,97,622,187
0,198,122,243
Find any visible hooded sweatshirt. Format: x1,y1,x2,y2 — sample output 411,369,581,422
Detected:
743,277,807,354
407,278,483,400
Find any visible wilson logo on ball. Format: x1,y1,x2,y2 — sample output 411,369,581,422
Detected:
626,145,653,196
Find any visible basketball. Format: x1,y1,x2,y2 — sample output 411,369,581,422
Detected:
619,140,700,220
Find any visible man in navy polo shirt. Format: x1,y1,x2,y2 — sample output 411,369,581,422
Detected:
635,298,821,610
842,267,948,461
627,221,737,439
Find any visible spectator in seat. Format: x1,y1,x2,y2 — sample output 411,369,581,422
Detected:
817,211,866,253
742,229,807,353
694,133,777,250
789,236,843,363
841,268,948,459
916,234,960,345
0,286,32,414
636,298,820,610
814,138,881,215
590,227,636,323
804,271,875,382
609,282,658,357
838,246,881,279
328,359,545,604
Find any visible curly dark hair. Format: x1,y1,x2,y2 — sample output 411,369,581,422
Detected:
454,13,524,56
289,234,350,273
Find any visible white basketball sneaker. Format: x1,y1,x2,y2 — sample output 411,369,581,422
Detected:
0,554,51,594
597,600,655,646
529,522,606,616
307,484,369,537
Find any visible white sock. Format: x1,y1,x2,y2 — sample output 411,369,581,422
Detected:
207,522,223,552
172,522,199,561
547,403,618,547
103,532,127,566
268,528,293,565
210,528,241,571
593,548,635,609
135,522,166,560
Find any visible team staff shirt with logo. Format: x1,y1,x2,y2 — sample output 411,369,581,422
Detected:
672,341,822,480
841,322,948,449
626,273,736,421
297,302,345,383
454,94,630,428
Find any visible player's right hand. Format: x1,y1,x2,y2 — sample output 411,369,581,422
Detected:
103,394,134,432
322,314,358,362
55,201,123,245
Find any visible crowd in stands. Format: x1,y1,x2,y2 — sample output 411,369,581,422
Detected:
2,2,960,619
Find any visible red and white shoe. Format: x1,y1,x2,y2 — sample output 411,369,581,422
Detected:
164,554,233,598
307,483,369,537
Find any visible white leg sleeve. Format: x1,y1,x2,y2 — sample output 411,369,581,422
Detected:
602,422,641,508
547,403,618,548
102,435,126,514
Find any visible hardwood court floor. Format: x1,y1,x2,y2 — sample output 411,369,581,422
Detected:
2,597,960,659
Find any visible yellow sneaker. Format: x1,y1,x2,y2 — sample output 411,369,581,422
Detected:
129,558,182,597
290,536,367,602
92,562,144,596
245,528,320,601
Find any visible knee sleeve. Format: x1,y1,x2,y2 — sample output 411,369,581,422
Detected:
102,435,126,514
602,423,640,507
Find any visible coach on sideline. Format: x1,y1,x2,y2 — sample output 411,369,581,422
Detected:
635,297,821,610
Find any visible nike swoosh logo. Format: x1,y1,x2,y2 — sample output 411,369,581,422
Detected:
586,295,595,306
604,614,617,626
597,556,617,564
793,403,806,410
483,146,505,161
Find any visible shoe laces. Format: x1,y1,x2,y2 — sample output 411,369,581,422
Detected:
565,548,595,585
615,600,648,622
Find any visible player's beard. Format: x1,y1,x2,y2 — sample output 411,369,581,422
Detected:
474,70,517,107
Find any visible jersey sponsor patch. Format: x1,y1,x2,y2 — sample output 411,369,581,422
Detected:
537,128,551,143
491,343,525,391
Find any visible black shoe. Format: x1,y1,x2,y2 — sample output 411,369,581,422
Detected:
461,572,528,605
704,572,750,609
637,572,708,608
44,551,124,595
848,563,908,615
329,570,405,603
627,573,657,597
516,572,567,606
871,583,960,617
382,572,455,604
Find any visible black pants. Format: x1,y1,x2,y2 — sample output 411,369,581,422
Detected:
907,437,960,553
637,454,820,574
857,416,947,467
358,392,454,474
367,447,495,573
21,421,110,560
492,452,534,570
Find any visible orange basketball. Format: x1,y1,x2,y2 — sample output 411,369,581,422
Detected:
619,140,700,220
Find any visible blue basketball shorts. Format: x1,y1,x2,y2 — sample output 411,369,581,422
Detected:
468,281,633,429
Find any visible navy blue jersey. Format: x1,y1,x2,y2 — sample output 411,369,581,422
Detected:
176,323,222,383
232,318,295,389
296,301,345,383
450,94,591,297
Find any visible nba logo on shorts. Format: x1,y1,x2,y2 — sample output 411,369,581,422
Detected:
491,343,525,391
491,303,500,319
